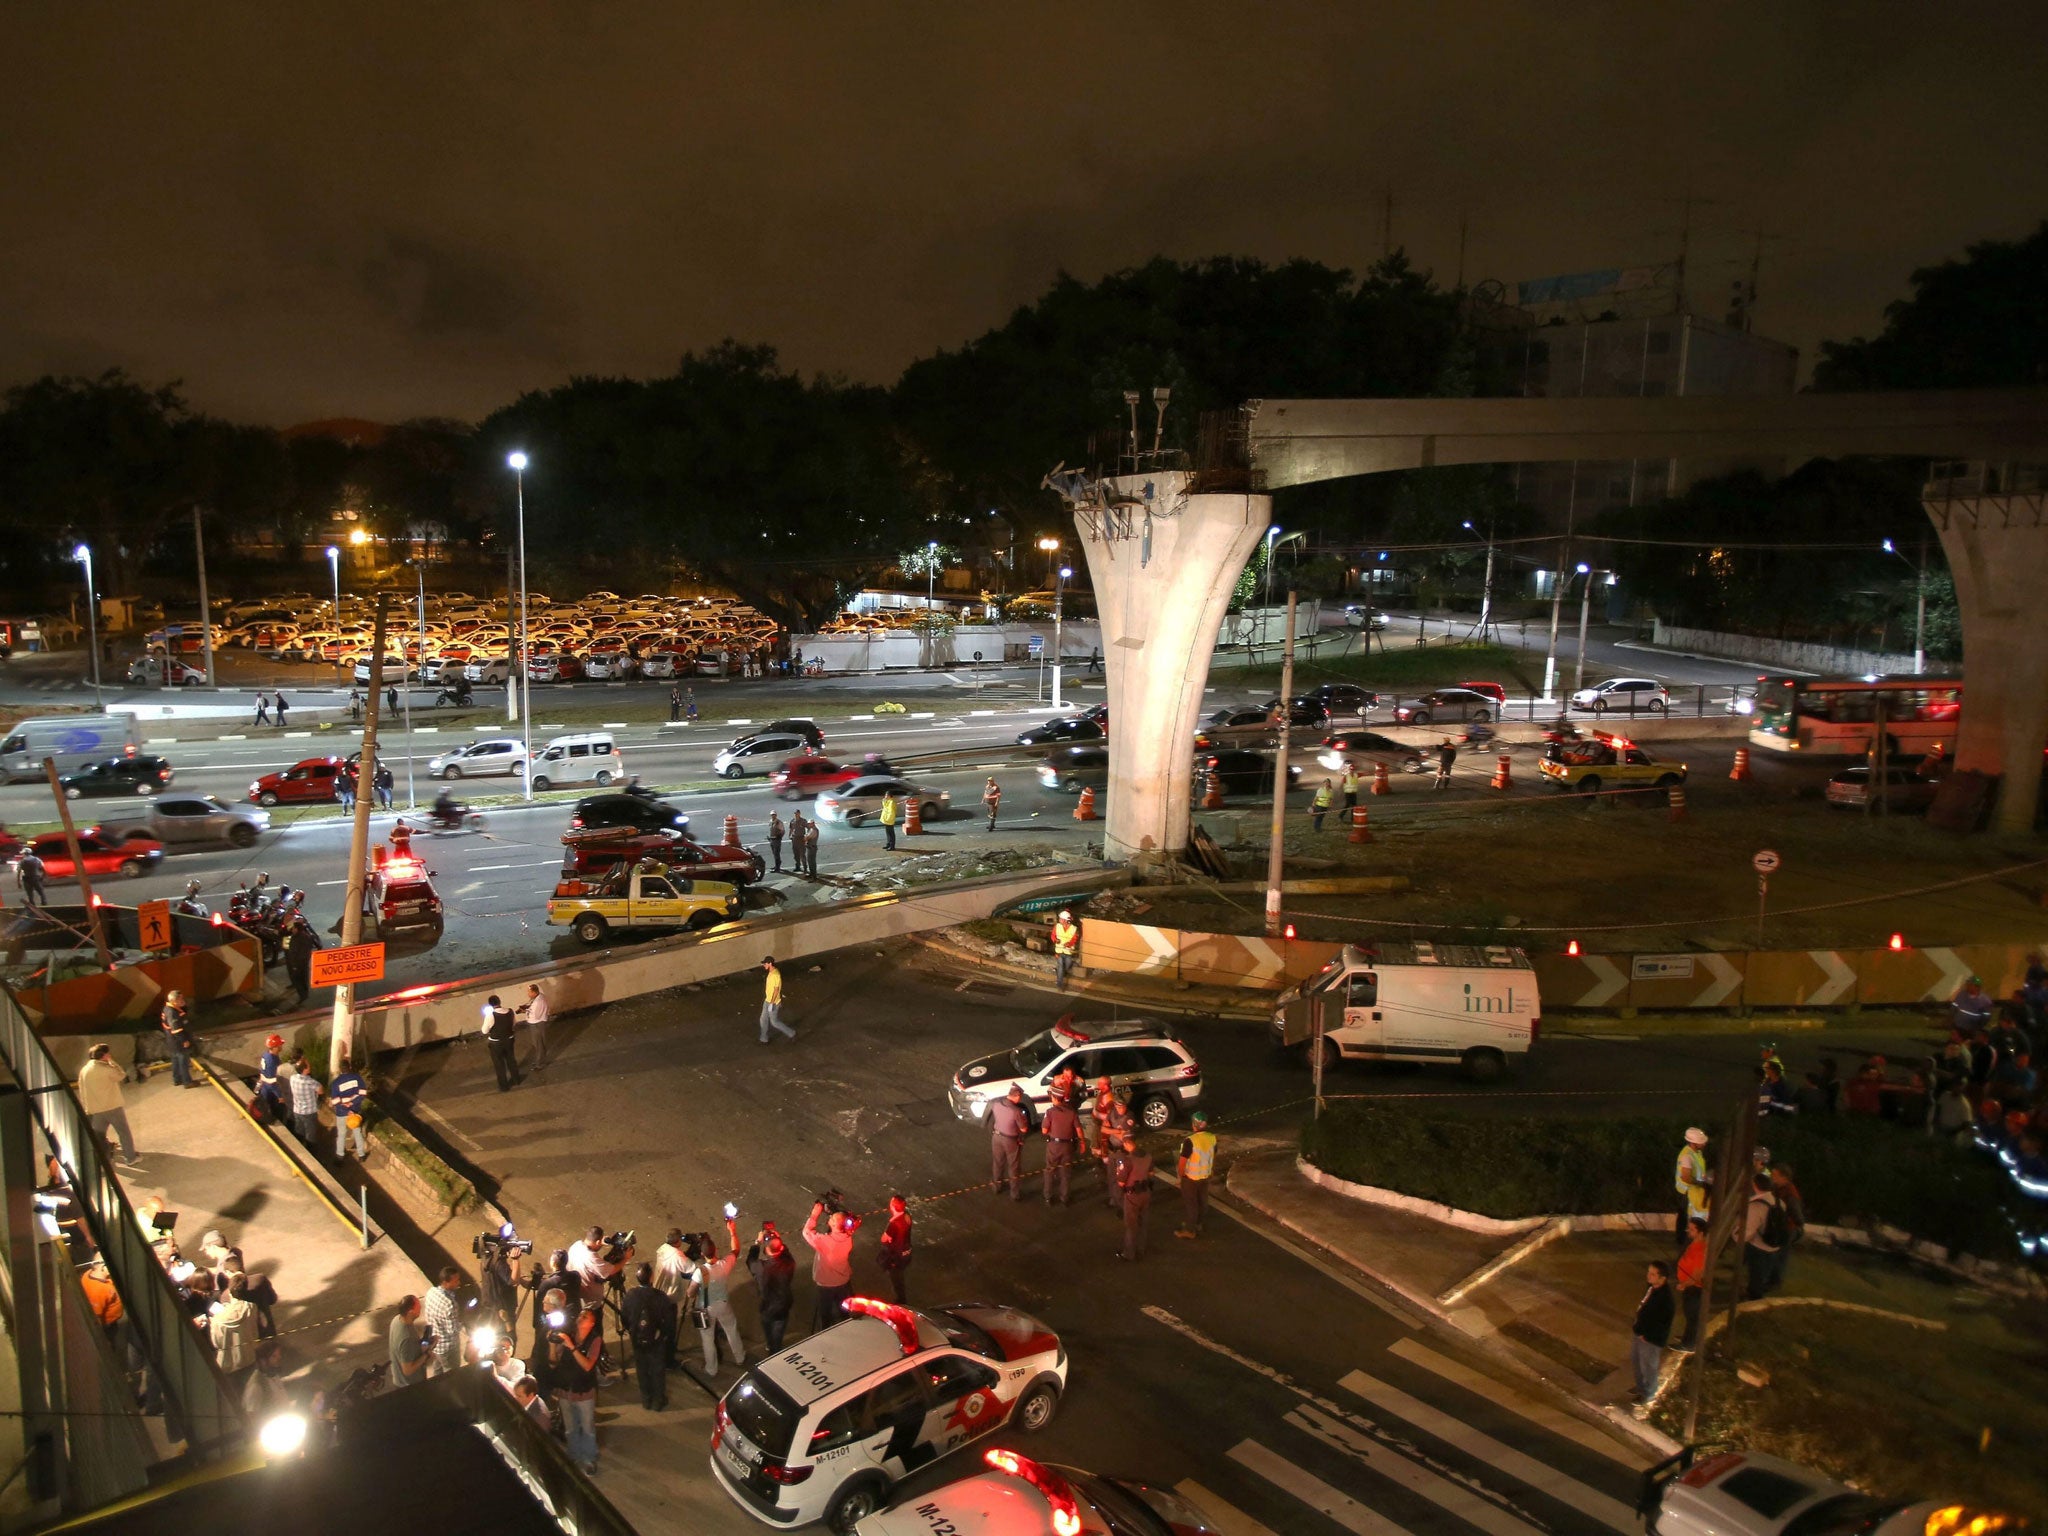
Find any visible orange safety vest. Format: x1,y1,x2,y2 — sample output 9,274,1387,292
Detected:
1052,919,1079,955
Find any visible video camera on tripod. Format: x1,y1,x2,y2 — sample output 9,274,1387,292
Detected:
471,1220,534,1264
601,1229,636,1266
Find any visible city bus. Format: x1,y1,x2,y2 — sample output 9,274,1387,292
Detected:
1747,673,1962,755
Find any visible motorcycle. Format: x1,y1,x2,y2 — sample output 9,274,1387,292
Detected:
427,800,486,834
432,684,475,708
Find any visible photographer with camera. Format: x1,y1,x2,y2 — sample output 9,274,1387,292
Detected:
686,1207,745,1377
547,1297,606,1474
474,1224,531,1351
567,1225,635,1311
529,1248,579,1346
745,1222,797,1351
801,1194,859,1335
620,1262,676,1411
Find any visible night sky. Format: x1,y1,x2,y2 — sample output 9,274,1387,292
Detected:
6,3,2045,424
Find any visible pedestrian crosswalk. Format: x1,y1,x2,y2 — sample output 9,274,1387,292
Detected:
1161,1320,1649,1536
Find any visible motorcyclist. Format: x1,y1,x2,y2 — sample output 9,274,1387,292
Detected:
175,879,207,918
433,788,462,826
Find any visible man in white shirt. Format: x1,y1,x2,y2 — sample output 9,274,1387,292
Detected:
518,982,553,1071
567,1225,630,1309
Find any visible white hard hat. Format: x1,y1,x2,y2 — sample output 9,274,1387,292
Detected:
1683,1127,1708,1146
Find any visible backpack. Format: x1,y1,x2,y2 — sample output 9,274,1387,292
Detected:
630,1298,666,1351
1760,1196,1789,1249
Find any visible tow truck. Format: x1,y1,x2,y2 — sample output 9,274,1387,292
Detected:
560,826,765,885
1537,731,1688,794
546,860,740,944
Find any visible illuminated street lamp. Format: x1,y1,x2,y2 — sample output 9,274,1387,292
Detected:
1036,534,1060,585
325,545,340,614
1053,564,1071,711
72,543,101,707
1882,537,1927,675
507,451,533,797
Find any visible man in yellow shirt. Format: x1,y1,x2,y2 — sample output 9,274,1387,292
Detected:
1674,1126,1711,1252
759,957,796,1045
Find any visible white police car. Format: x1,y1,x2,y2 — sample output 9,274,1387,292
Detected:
711,1298,1068,1532
949,1018,1202,1132
855,1449,1221,1536
1640,1448,2020,1536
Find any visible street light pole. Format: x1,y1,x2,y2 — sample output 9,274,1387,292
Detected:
71,544,101,708
1572,564,1595,694
1463,519,1497,643
193,508,216,687
1883,538,1927,675
1053,564,1069,711
405,560,427,809
508,452,534,800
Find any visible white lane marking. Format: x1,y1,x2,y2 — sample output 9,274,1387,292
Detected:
1286,1403,1545,1536
467,860,559,871
1174,1482,1282,1536
316,878,347,887
1227,1441,1411,1536
1386,1339,1645,1468
1339,1370,1635,1531
1144,1308,1548,1526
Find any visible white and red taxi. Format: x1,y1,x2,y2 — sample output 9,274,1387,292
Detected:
711,1297,1068,1532
855,1448,1221,1536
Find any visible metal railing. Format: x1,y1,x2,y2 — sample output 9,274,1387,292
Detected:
441,1368,638,1536
0,984,243,1456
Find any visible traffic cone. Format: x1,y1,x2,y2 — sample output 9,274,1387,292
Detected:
905,795,924,835
1075,785,1098,821
1370,761,1391,796
1729,747,1751,782
1490,751,1512,790
1348,804,1372,844
1201,771,1224,810
1668,785,1687,822
721,813,741,846
1919,743,1946,778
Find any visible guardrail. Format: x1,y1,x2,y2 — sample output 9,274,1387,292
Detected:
209,864,1127,1060
0,983,242,1456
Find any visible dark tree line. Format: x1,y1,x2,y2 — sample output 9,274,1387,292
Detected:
1,223,2038,630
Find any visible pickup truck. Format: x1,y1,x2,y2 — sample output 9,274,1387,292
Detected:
560,827,765,885
546,865,741,944
1537,734,1688,794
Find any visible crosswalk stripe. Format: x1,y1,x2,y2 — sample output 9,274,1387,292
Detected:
1229,1440,1414,1536
1286,1404,1546,1536
1386,1339,1645,1468
1339,1370,1636,1532
1175,1480,1284,1536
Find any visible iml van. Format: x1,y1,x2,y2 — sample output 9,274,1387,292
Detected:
1271,941,1540,1081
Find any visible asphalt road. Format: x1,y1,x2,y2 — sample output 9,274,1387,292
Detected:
388,944,1930,1536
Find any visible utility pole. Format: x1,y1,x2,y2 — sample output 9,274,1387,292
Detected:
1541,480,1578,705
330,595,390,1078
193,508,216,688
44,758,111,969
1264,593,1299,938
1683,1091,1757,1442
1913,536,1927,676
1573,566,1597,694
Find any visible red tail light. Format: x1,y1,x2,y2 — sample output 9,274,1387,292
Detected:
1529,1017,1540,1041
761,1462,812,1486
1175,1062,1200,1079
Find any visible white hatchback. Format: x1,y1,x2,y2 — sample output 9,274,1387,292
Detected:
712,1299,1066,1532
427,738,528,779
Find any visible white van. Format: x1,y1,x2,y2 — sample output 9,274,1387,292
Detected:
0,714,145,783
529,732,625,791
1271,941,1539,1081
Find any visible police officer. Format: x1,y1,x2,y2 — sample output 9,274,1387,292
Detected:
176,879,207,918
767,811,785,874
256,1033,285,1119
390,818,413,859
1115,1133,1154,1262
1041,1087,1082,1206
982,777,1002,831
1091,1078,1133,1210
1051,910,1080,991
1176,1111,1217,1238
988,1085,1032,1201
160,990,196,1089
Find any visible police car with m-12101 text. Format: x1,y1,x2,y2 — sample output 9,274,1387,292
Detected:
710,1297,1067,1532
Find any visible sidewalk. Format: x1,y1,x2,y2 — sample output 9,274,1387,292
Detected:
117,1067,428,1390
911,929,1272,1019
1228,1149,1676,1449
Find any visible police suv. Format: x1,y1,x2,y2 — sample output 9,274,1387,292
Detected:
711,1298,1068,1532
855,1448,1220,1536
948,1018,1203,1131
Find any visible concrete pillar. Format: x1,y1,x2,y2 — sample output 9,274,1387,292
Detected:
1073,471,1271,868
1931,500,2048,834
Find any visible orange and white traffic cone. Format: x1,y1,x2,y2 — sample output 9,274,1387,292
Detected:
1729,747,1751,782
1490,751,1512,790
721,813,741,846
1370,761,1391,796
1919,744,1946,778
1075,785,1098,821
1201,771,1225,810
1668,785,1687,822
905,795,924,835
1349,804,1372,843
